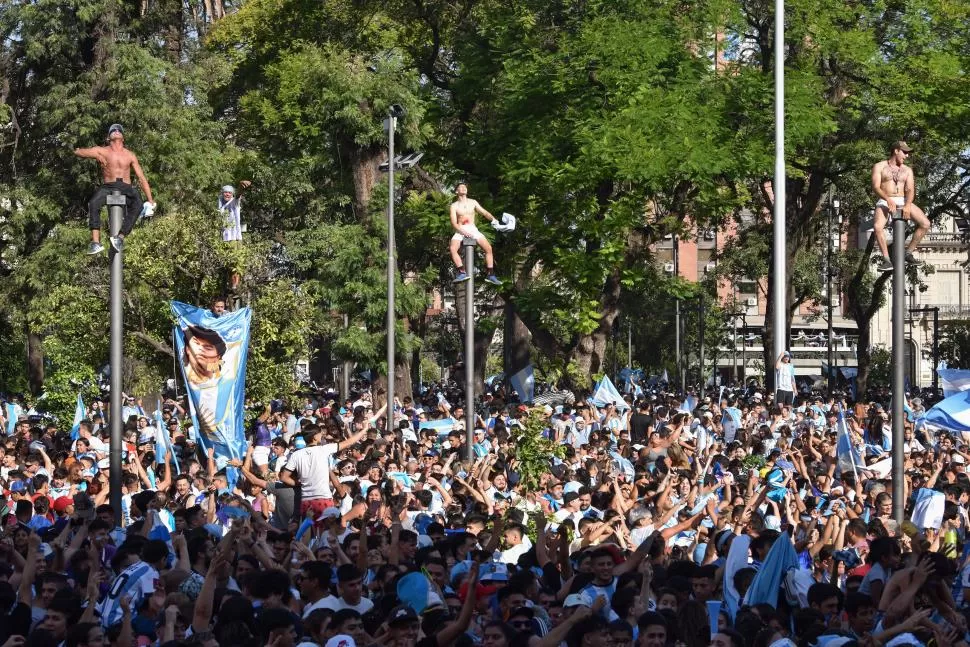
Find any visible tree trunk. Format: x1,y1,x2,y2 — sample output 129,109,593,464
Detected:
567,266,623,388
372,362,412,412
348,145,383,221
505,301,532,377
26,329,43,396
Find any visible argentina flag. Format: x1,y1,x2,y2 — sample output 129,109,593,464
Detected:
836,409,862,478
923,389,970,434
70,394,86,441
171,301,251,484
938,368,970,399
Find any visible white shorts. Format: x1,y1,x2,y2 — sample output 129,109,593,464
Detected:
451,224,485,242
875,196,905,212
252,444,270,466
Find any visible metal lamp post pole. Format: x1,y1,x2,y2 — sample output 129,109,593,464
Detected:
386,112,397,430
699,294,706,399
772,0,788,374
462,237,476,461
673,235,683,394
106,189,126,526
740,312,746,384
891,208,906,525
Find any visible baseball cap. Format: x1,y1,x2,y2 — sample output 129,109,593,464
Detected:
388,605,418,625
892,140,912,153
325,635,356,647
222,185,235,194
509,606,534,619
52,497,74,514
107,123,123,136
563,593,592,608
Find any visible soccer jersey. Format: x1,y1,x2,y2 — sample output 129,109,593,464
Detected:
98,561,160,627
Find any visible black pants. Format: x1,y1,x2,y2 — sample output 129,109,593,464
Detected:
88,181,141,236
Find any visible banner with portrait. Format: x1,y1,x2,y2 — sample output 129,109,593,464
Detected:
171,301,252,477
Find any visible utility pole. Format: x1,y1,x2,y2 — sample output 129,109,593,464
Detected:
106,189,125,526
891,207,906,525
699,293,706,399
385,109,398,427
673,235,684,394
827,192,835,394
462,237,476,461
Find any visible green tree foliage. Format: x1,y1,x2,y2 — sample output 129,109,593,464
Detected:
2,0,970,409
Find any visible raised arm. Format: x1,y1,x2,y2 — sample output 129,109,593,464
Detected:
74,146,105,161
473,200,496,222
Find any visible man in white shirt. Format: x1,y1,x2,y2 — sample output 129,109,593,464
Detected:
320,564,374,614
280,424,366,519
299,561,336,618
72,421,108,457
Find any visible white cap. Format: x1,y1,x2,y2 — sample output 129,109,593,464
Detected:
563,593,591,608
325,636,356,647
222,185,235,194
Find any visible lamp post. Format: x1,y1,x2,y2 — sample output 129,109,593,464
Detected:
106,189,126,526
771,0,787,372
827,194,839,394
891,207,906,525
380,104,422,424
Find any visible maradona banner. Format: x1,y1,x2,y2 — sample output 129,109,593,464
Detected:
171,301,251,476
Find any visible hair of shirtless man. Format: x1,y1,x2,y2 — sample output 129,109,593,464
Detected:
74,124,155,255
870,140,929,272
449,183,500,285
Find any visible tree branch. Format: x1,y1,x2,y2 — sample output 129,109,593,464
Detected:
132,330,175,358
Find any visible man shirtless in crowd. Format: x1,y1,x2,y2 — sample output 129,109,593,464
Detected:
75,124,155,255
871,140,929,272
449,183,501,285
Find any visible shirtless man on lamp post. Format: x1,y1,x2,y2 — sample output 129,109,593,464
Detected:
75,124,155,255
871,140,929,272
449,183,501,285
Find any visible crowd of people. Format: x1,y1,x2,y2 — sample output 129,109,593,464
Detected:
0,377,965,647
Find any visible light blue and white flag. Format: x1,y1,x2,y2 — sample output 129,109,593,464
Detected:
70,394,86,441
836,409,862,479
722,405,742,444
939,369,970,398
4,401,22,435
419,417,458,437
171,301,251,486
619,368,645,396
679,395,697,414
923,390,970,434
509,364,535,403
608,450,635,481
661,369,670,383
743,531,799,607
911,487,945,530
591,375,629,411
154,400,180,474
